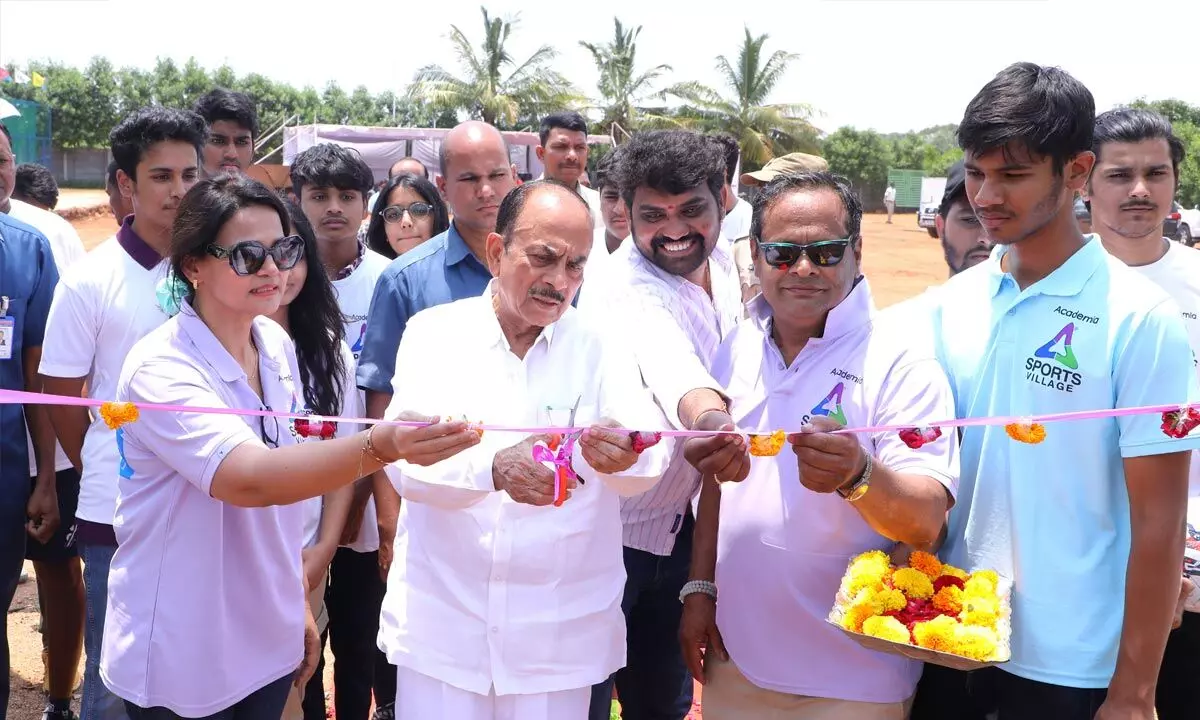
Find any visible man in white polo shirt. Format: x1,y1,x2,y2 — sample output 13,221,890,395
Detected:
679,172,957,719
39,106,205,720
1084,106,1200,720
914,63,1200,720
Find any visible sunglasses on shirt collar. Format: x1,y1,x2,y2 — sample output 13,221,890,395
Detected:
207,235,305,276
757,239,852,269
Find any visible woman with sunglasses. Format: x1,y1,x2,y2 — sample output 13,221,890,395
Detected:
364,173,449,259
101,175,480,720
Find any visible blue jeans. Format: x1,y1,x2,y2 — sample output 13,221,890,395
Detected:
81,541,130,720
588,512,695,720
1,475,30,719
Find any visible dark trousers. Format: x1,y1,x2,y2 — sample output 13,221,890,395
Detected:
588,511,695,720
123,673,293,719
911,664,1108,720
1157,610,1200,720
303,548,393,720
1,472,30,719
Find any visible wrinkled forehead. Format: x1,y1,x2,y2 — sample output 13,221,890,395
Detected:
761,188,849,241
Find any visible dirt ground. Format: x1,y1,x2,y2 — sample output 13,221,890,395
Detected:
5,211,947,718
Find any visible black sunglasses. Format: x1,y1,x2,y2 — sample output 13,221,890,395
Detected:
758,240,851,269
207,235,305,276
382,203,434,223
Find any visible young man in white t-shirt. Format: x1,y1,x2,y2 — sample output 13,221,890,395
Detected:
291,142,393,720
39,106,205,720
1085,106,1200,720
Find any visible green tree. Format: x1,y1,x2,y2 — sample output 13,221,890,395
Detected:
665,27,818,167
408,5,581,128
822,127,893,207
580,18,673,135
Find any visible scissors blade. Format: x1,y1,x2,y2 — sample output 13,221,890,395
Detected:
567,395,582,431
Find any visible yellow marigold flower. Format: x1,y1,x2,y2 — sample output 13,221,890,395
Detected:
892,567,935,600
912,615,958,652
969,569,1000,590
871,588,906,614
947,624,999,661
862,615,911,644
939,565,969,581
844,550,891,595
749,430,786,457
932,585,964,615
959,595,1001,627
840,589,878,633
99,401,139,430
1005,422,1046,444
908,551,943,580
963,575,997,600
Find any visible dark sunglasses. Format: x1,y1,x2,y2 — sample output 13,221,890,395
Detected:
382,203,434,223
207,235,305,276
758,239,851,269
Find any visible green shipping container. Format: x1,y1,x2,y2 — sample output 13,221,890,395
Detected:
887,169,924,209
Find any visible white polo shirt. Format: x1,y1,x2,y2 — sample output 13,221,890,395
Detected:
39,224,171,527
712,279,958,702
102,305,307,716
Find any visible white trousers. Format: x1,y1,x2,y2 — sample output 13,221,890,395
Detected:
394,666,592,720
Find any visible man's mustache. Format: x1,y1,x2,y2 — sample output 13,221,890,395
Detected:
529,286,566,303
651,232,705,250
1120,200,1157,211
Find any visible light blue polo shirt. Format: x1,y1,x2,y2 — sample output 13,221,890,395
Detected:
931,236,1200,688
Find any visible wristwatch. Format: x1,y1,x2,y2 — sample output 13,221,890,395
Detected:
837,453,874,503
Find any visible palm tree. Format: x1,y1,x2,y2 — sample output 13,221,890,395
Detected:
666,27,818,167
408,6,582,128
580,18,673,136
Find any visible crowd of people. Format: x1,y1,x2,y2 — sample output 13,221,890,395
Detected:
1,59,1199,720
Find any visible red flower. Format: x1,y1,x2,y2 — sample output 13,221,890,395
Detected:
898,426,943,449
630,431,663,455
1161,407,1200,439
933,575,966,592
295,418,336,440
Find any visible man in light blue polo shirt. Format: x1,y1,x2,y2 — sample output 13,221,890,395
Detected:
913,62,1200,720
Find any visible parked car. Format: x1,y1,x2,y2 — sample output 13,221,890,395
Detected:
1166,201,1187,243
1179,204,1200,247
917,176,947,238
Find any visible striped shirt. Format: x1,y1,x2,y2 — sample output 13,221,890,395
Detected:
585,239,743,555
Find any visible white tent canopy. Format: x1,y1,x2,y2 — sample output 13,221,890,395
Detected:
281,124,613,182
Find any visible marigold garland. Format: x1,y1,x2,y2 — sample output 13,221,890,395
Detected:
748,430,786,457
1004,422,1046,444
99,402,139,430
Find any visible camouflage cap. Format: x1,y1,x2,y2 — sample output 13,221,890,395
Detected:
740,153,830,186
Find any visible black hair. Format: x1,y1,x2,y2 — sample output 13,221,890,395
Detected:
613,130,726,209
750,172,863,243
1093,107,1186,188
593,148,621,192
710,134,740,185
109,107,207,181
106,159,120,189
13,163,59,210
388,157,428,179
495,179,589,247
192,87,260,139
170,175,290,305
281,198,347,419
538,112,588,146
289,143,374,197
365,173,450,259
957,62,1095,173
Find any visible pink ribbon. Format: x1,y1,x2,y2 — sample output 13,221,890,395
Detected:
531,434,580,507
0,388,1196,438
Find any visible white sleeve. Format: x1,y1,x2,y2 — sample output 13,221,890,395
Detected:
39,277,98,379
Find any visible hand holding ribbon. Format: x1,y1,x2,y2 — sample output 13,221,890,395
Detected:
532,432,581,507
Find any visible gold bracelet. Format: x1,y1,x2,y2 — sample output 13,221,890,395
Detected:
364,424,393,466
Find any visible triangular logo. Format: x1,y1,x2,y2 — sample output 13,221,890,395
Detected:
1034,323,1078,370
811,382,848,425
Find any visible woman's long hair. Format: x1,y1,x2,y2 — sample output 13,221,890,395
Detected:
283,200,347,418
365,173,450,258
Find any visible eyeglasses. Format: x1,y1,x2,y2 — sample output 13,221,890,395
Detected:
382,203,434,224
758,239,852,269
259,405,279,449
207,235,305,276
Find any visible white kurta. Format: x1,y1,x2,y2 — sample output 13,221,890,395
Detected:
378,284,672,711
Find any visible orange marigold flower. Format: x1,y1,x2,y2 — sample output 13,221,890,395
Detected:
892,567,935,600
749,430,786,457
1005,422,1046,444
840,589,878,633
99,402,139,430
932,585,964,615
908,551,943,579
862,615,911,644
912,615,958,652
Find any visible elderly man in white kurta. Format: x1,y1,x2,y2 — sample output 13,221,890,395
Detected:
681,172,959,720
379,180,672,720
